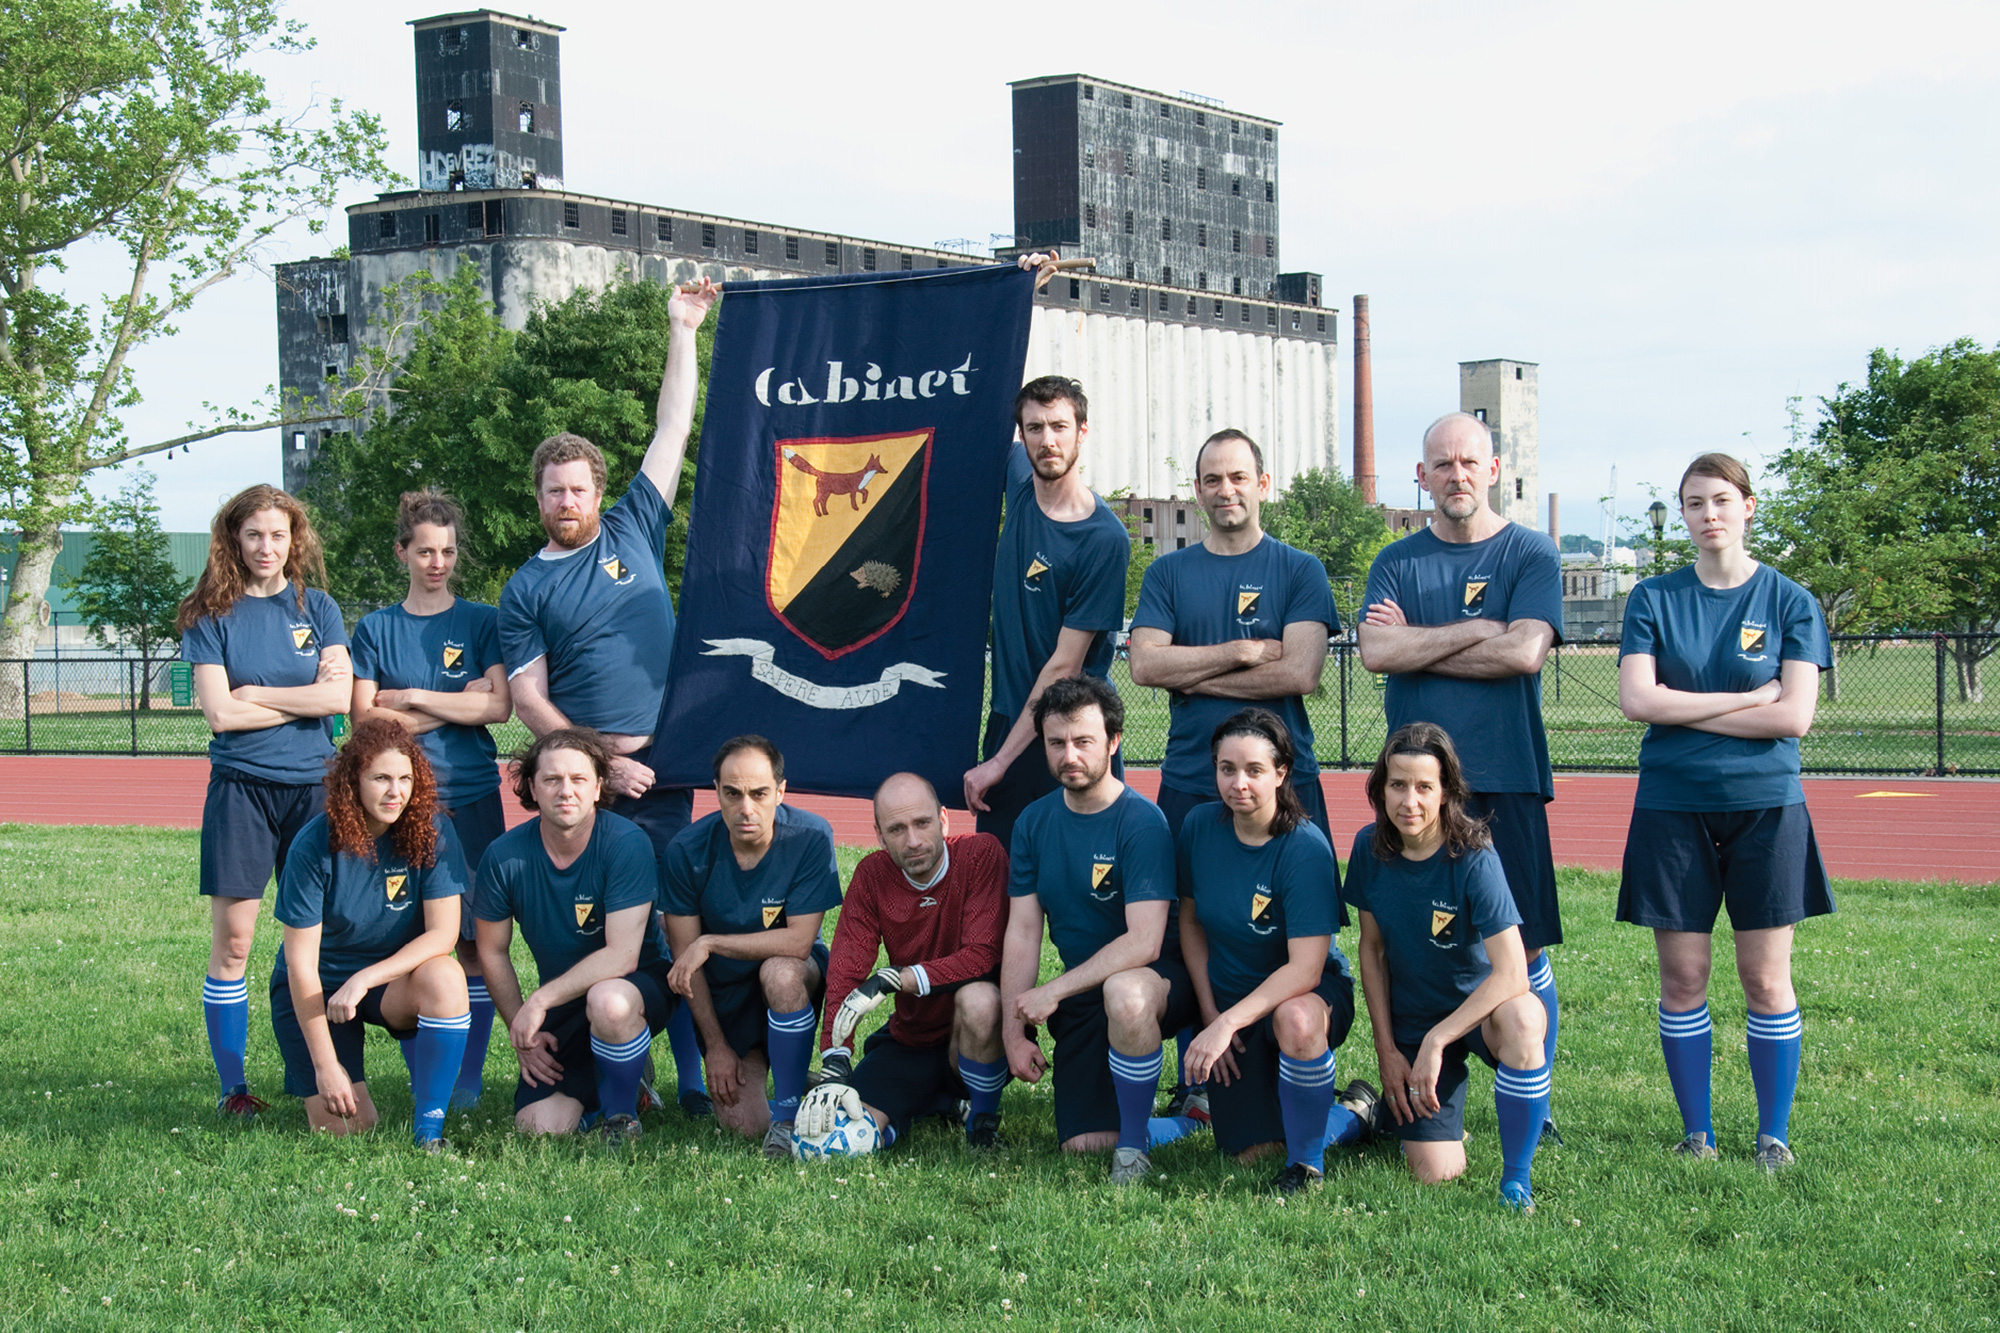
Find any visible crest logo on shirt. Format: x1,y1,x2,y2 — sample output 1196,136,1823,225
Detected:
290,623,318,655
1236,587,1263,627
1024,553,1051,591
1089,858,1117,901
574,898,602,935
385,871,410,909
1249,888,1276,936
1430,905,1458,949
441,644,465,671
1461,581,1488,615
600,556,633,585
761,903,786,929
1738,623,1769,661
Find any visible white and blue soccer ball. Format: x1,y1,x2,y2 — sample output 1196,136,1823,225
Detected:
791,1107,881,1162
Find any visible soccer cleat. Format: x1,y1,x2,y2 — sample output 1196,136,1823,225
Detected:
965,1111,1005,1150
1108,1146,1152,1186
1336,1080,1380,1143
448,1085,481,1112
1271,1163,1324,1196
1158,1082,1211,1124
763,1120,796,1161
1670,1131,1719,1161
1539,1116,1566,1147
1500,1180,1535,1213
419,1137,451,1157
600,1113,643,1151
217,1089,269,1119
678,1088,714,1119
1755,1134,1795,1173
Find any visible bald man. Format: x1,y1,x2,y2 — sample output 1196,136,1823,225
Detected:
800,774,1011,1149
1358,413,1566,1124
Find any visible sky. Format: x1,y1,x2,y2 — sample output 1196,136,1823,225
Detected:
66,0,2000,539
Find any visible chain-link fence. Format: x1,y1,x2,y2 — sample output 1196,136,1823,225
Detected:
4,634,1995,774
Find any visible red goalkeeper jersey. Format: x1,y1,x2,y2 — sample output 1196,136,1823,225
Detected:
820,833,1008,1052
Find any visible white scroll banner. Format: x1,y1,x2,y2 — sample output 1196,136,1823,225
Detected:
700,639,946,711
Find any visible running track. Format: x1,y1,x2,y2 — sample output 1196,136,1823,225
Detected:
0,757,1991,883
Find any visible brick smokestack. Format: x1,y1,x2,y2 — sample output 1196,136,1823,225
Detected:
1353,294,1376,504
1548,491,1560,546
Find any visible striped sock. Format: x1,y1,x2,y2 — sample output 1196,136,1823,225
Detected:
1494,1059,1552,1198
1658,1003,1714,1144
957,1055,1008,1122
1527,952,1559,1070
411,1012,471,1143
453,978,494,1107
1277,1050,1340,1172
202,976,249,1097
1108,1046,1164,1152
664,999,706,1097
1746,1007,1803,1146
766,1006,817,1121
590,1027,653,1121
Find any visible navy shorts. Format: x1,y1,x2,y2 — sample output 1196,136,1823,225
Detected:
850,1028,965,1139
444,789,507,938
976,710,1125,855
513,958,679,1114
611,785,694,872
1392,1027,1497,1144
1205,960,1357,1157
271,975,413,1098
1469,792,1562,950
1617,803,1834,933
1044,956,1199,1144
700,939,830,1061
200,765,325,899
1158,785,1346,929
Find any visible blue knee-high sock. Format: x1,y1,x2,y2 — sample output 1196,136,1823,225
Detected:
1147,1115,1202,1148
1108,1046,1163,1152
1277,1050,1340,1172
1746,1007,1803,1145
1527,952,1559,1070
1173,1026,1197,1087
591,1027,652,1121
957,1055,1008,1123
453,978,494,1104
1658,1003,1714,1144
202,976,249,1096
766,1006,817,1121
665,1000,705,1096
410,1012,471,1143
1493,1059,1552,1197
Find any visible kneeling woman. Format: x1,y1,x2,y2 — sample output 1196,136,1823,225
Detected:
1347,722,1550,1211
272,718,472,1145
1178,708,1375,1195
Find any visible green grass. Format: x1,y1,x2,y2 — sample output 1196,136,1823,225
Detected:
1,825,1996,1330
7,640,1996,773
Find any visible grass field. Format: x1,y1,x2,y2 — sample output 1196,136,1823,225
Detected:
5,640,1996,774
1,824,1995,1331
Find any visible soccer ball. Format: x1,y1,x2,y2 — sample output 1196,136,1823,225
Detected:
791,1107,882,1162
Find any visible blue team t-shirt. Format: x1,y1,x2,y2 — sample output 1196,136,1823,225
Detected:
1341,827,1521,1046
1364,523,1564,799
1008,785,1178,972
349,598,502,808
497,473,677,737
1131,535,1338,793
473,811,667,985
1176,809,1350,1003
272,812,467,991
988,443,1130,719
1620,563,1831,812
658,804,844,990
181,584,349,785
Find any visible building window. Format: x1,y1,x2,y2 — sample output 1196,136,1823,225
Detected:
1230,118,1239,133
1157,100,1170,117
292,431,306,451
1143,506,1153,522
785,235,799,261
1197,271,1207,290
1185,295,1196,315
1474,408,1487,422
936,258,949,267
1160,217,1171,241
563,201,580,228
1193,110,1206,127
745,229,758,254
1128,288,1141,309
1175,510,1186,527
1264,181,1274,203
445,100,465,132
1084,144,1095,169
1214,300,1224,320
521,169,535,187
484,199,502,235
1121,92,1132,109
1197,223,1207,247
1122,210,1134,235
657,216,672,243
1123,260,1135,280
1231,276,1242,295
825,241,839,266
465,202,482,228
1085,203,1096,228
1316,314,1327,333
424,212,440,244
1264,236,1276,257
1231,176,1242,197
1069,277,1081,300
863,247,876,271
1160,162,1171,184
1097,284,1111,305
1515,478,1524,500
443,26,464,52
900,253,913,270
1516,366,1524,380
1266,307,1277,327
1158,291,1169,312
611,209,627,236
1161,265,1173,285
700,221,715,247
1240,303,1251,324
516,103,535,133
376,212,396,239
1291,313,1300,330
1083,84,1095,100
1263,126,1273,142
1231,229,1242,253
515,27,533,48
1177,537,1187,550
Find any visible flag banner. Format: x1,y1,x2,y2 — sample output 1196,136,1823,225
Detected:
649,264,1034,799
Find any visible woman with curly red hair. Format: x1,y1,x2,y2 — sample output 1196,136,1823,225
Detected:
271,718,471,1147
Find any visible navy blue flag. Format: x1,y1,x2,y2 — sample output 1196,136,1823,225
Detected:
649,264,1035,799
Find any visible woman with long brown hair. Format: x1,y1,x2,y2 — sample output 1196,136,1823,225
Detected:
177,485,350,1116
1345,722,1551,1211
271,717,470,1145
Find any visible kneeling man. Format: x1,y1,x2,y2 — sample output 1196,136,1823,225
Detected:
475,728,679,1145
799,773,1009,1150
1002,675,1200,1184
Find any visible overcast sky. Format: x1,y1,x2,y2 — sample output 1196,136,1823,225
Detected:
75,0,2000,541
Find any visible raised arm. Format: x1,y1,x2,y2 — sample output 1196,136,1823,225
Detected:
1184,620,1329,699
1126,626,1281,691
1619,653,1783,726
642,277,722,504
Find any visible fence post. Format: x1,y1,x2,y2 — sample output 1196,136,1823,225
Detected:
21,659,30,754
1339,642,1351,769
130,659,140,756
1935,631,1947,775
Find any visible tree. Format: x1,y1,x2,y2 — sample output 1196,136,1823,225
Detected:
303,271,715,610
1261,466,1392,631
0,0,395,710
62,471,189,707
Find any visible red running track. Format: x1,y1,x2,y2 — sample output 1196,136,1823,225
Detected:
0,756,1991,884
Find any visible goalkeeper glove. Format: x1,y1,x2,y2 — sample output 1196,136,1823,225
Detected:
831,967,903,1050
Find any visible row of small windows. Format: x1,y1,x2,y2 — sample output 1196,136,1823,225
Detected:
1093,209,1274,258
442,100,537,134
1063,279,1327,333
1082,148,1273,201
1079,84,1274,140
439,25,541,52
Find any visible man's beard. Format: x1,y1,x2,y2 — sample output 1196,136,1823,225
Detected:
1031,448,1078,482
543,508,603,549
